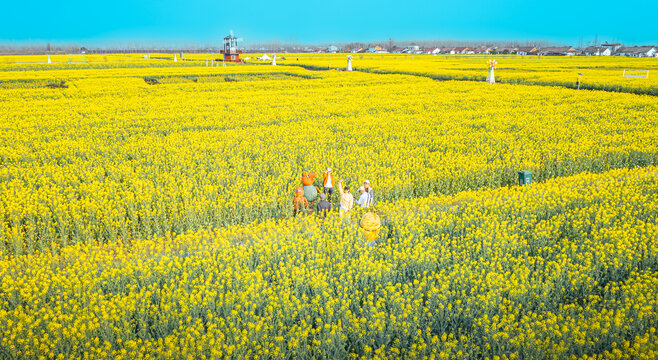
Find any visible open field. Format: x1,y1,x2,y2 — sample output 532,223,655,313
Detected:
4,54,658,95
1,61,657,254
1,167,656,359
269,54,658,95
1,56,657,359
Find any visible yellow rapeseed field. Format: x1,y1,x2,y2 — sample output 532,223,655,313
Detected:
275,53,658,95
0,167,656,359
1,55,657,359
1,58,657,254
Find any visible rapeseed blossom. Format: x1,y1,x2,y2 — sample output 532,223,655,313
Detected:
1,56,657,359
0,60,656,253
0,167,656,359
282,53,658,95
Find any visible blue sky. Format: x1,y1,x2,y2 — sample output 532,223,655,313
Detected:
2,1,656,46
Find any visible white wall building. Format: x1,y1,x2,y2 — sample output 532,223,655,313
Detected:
616,46,656,57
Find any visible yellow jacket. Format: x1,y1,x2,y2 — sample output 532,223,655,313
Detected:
338,180,354,211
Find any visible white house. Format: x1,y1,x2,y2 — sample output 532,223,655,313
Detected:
450,47,469,54
538,47,576,56
583,46,601,56
583,47,611,56
515,47,538,55
616,46,656,57
367,46,387,53
601,42,621,55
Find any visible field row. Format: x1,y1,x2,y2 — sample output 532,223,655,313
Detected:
2,53,658,94
282,54,658,95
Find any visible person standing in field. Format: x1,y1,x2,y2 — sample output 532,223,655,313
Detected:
293,188,310,217
338,179,354,218
356,186,370,208
323,168,334,199
364,180,374,207
316,194,332,218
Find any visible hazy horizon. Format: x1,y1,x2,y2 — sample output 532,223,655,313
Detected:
3,0,656,47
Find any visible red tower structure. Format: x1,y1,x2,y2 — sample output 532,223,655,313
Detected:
220,33,242,63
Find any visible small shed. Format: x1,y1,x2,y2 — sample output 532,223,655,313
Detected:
220,33,243,63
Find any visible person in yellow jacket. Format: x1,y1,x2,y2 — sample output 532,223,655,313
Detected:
338,179,354,218
322,168,335,199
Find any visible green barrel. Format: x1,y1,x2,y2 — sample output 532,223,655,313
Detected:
518,170,532,186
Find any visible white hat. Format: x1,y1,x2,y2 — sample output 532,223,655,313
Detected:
358,186,365,191
364,180,370,184
327,168,331,172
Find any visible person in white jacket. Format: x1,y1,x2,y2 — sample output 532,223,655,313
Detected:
356,186,370,208
364,180,374,206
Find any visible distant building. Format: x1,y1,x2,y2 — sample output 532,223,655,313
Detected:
450,47,469,54
583,46,602,56
327,45,339,53
495,47,514,54
615,46,656,57
220,32,243,63
390,46,420,54
601,42,622,54
426,47,441,55
515,47,538,55
539,46,576,56
473,46,492,54
367,45,387,53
